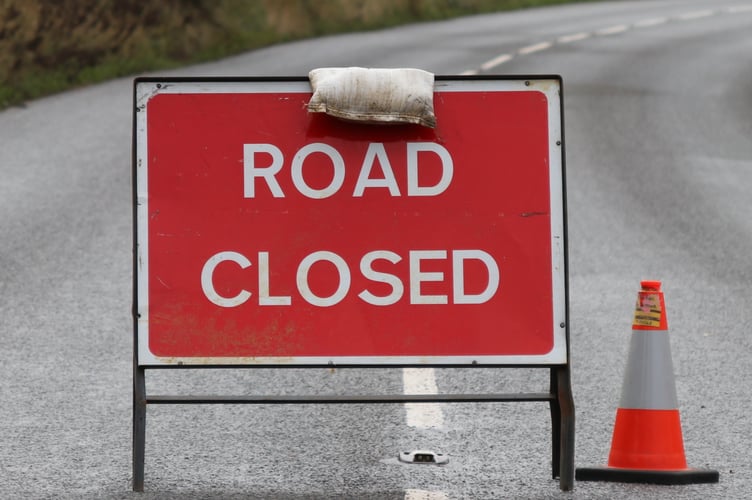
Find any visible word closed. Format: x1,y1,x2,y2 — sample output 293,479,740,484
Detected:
201,249,500,308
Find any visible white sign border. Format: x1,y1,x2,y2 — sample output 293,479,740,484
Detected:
134,77,567,366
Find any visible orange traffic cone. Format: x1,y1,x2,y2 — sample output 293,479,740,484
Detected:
576,280,719,484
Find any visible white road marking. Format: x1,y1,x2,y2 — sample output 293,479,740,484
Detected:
678,10,715,21
403,367,444,429
518,41,552,55
596,24,629,36
633,17,668,28
558,32,590,44
726,5,752,13
405,489,449,500
460,69,478,75
480,53,513,70
468,1,752,74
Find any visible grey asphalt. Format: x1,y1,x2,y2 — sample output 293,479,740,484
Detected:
2,0,751,498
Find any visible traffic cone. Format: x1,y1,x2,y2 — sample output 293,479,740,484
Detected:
576,280,719,484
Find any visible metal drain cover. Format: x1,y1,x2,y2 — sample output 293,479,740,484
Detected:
398,450,448,465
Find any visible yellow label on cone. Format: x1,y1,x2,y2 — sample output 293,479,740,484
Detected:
633,293,662,328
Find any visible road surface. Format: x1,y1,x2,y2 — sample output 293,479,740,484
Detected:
1,0,751,498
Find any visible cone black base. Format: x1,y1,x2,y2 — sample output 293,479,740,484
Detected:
576,466,719,485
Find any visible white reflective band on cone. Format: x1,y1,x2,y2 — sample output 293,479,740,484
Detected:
619,330,679,410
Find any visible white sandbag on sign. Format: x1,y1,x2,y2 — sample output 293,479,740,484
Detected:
307,67,436,128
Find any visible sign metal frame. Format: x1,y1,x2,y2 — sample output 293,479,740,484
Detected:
132,75,574,491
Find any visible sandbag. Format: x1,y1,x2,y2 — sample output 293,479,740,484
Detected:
307,67,436,128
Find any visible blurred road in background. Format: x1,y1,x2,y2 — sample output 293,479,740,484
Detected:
1,0,751,498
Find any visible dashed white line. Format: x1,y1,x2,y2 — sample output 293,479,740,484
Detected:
403,368,444,429
678,9,715,20
405,489,449,500
557,32,590,44
480,53,513,70
518,41,552,55
596,24,629,36
633,17,668,28
727,5,752,13
470,3,752,78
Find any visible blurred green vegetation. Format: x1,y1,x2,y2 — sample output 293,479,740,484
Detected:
0,0,592,109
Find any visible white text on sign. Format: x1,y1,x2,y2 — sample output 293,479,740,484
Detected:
200,141,500,308
201,250,500,308
243,142,453,198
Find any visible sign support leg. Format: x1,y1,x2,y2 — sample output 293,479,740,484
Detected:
549,369,561,480
133,366,146,492
551,366,575,491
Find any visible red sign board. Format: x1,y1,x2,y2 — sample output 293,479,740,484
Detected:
134,77,567,365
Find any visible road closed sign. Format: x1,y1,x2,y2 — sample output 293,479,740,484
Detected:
133,76,567,366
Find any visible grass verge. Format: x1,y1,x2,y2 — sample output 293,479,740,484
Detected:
0,0,594,109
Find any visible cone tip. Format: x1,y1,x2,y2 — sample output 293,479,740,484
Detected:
641,280,662,291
